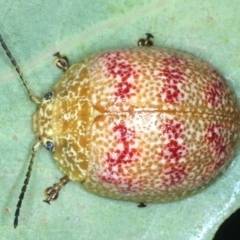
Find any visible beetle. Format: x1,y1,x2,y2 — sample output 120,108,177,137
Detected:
1,33,240,228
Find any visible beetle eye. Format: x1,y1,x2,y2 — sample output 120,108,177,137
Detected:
45,141,54,152
44,91,53,100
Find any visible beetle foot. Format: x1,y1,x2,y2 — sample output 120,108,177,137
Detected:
137,202,147,208
138,33,154,47
43,175,69,204
53,52,69,71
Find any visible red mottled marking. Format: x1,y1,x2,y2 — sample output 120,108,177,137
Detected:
161,85,184,104
159,120,189,188
162,163,189,188
158,56,188,104
160,140,187,162
99,52,140,100
99,122,140,193
161,68,186,84
205,80,226,107
205,124,229,174
99,175,140,193
161,119,184,142
162,55,187,66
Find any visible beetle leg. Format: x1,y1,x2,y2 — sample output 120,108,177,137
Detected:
43,175,70,204
137,202,147,208
137,33,154,47
53,52,69,71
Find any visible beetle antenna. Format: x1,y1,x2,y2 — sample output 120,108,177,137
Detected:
14,141,41,229
0,34,40,104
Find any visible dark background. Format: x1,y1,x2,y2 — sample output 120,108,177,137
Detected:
213,208,240,240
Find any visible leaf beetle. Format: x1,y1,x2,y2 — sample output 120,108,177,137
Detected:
1,33,239,228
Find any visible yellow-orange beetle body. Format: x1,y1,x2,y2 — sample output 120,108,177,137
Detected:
34,46,240,203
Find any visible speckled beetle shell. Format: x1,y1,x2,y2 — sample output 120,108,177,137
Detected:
33,46,240,203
